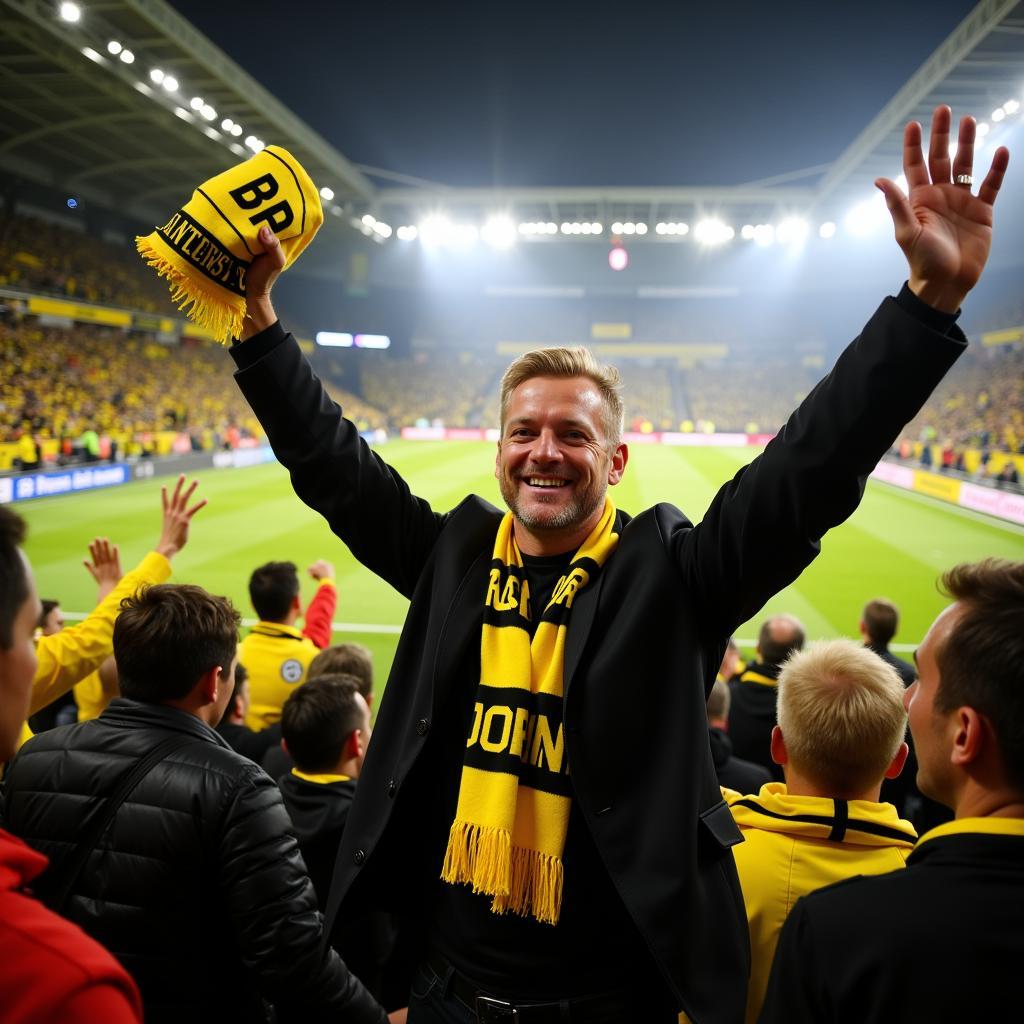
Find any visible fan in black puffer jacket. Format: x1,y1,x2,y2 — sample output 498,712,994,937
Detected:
2,698,387,1024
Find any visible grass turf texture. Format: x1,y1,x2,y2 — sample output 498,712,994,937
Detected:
21,441,1024,717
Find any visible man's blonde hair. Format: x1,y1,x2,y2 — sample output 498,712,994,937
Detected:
499,347,624,447
777,638,907,795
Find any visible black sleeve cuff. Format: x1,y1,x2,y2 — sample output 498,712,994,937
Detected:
229,320,288,371
894,282,960,335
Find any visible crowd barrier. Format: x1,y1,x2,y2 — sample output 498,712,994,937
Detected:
0,445,276,504
871,461,1024,526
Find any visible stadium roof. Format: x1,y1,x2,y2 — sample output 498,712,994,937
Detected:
1,0,1023,242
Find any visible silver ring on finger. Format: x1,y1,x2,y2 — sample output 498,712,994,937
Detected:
954,174,973,186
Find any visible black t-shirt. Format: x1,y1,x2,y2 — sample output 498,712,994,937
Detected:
428,551,668,1001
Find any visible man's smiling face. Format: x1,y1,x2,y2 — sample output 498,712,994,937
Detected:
495,375,627,555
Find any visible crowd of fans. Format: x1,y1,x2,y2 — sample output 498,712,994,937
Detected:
0,214,177,314
0,319,262,459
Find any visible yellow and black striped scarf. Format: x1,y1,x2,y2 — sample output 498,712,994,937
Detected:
441,498,619,925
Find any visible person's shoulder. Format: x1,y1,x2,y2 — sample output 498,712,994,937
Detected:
797,860,915,919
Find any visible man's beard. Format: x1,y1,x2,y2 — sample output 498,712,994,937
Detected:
499,473,606,533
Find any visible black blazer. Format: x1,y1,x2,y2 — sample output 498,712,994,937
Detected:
232,293,964,1023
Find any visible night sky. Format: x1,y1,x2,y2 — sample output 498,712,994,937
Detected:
169,1,978,188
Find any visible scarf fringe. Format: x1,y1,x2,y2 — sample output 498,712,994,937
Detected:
441,820,511,896
441,821,564,926
136,237,244,343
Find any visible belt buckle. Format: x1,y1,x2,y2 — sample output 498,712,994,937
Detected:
474,994,520,1022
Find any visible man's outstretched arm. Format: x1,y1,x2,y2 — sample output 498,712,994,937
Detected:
675,107,1009,639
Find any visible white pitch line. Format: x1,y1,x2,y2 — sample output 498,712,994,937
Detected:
58,616,914,649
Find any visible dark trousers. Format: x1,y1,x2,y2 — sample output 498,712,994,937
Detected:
407,958,677,1024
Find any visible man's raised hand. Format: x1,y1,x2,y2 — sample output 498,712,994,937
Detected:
240,225,285,340
876,104,1009,313
84,537,122,600
155,475,207,559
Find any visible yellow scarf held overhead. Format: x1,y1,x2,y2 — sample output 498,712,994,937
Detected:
136,145,322,342
441,499,620,925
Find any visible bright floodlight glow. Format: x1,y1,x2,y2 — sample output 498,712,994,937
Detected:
419,215,451,248
173,107,192,122
149,67,164,84
107,40,122,55
482,215,517,249
119,49,134,64
60,2,82,22
244,135,264,152
361,214,376,226
677,223,689,236
518,222,536,234
81,46,102,62
992,108,1006,122
634,222,647,235
740,224,755,240
200,104,216,121
608,246,628,271
655,223,667,235
203,127,220,141
162,75,178,92
695,218,734,245
316,332,354,348
611,221,623,234
355,334,391,349
819,221,836,239
396,225,418,241
776,217,809,245
319,186,334,201
844,195,887,237
231,124,243,137
560,222,572,234
229,143,246,157
591,222,602,234
221,118,234,131
753,223,775,247
977,122,990,137
190,96,204,110
1005,99,1020,115
895,173,909,195
373,222,393,239
622,222,635,234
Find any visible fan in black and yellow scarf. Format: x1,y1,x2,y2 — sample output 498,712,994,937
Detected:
441,498,620,925
137,146,322,342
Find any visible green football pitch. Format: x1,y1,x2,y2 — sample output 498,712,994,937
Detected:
19,442,1024,711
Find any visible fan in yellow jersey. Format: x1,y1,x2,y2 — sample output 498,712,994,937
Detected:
711,638,916,1024
239,558,337,731
18,475,206,750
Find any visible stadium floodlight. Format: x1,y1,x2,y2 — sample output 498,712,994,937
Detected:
203,127,220,141
560,222,572,234
844,195,887,237
655,223,667,235
221,118,234,131
776,217,808,245
244,135,264,152
579,222,592,235
591,222,602,234
622,222,635,235
396,225,418,241
162,75,178,92
190,96,204,110
107,40,122,55
231,124,243,137
482,215,517,249
518,222,536,234
149,67,164,84
677,223,690,236
695,218,734,245
330,205,342,217
361,213,376,226
608,246,629,271
229,142,246,157
611,222,623,234
977,122,990,138
373,222,393,239
818,221,836,239
740,224,755,240
81,46,102,63
992,108,1006,123
60,2,82,22
200,104,216,121
316,332,354,347
419,214,451,248
753,223,775,247
634,222,647,235
319,186,335,201
355,334,391,349
1005,99,1020,115
119,49,134,64
174,107,193,122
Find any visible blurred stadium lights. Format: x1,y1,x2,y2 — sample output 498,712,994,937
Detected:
59,2,81,22
106,40,121,55
355,334,391,349
518,222,558,235
173,107,193,122
229,143,246,158
993,107,1006,122
190,96,203,110
740,224,755,240
149,67,164,84
844,194,887,236
978,122,991,137
319,186,335,201
244,135,265,152
1005,99,1020,114
396,225,419,241
753,223,775,247
119,49,134,64
315,332,354,347
162,75,178,92
776,217,809,245
819,221,836,239
694,219,735,245
482,215,517,249
655,222,689,236
608,246,628,271
80,46,102,63
203,127,220,141
200,104,216,121
330,205,342,217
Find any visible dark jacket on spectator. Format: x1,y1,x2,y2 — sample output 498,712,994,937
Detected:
708,727,773,794
728,663,784,780
217,719,282,765
867,642,916,686
2,699,385,1024
278,771,396,1000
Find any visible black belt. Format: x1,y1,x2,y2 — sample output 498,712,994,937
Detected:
424,949,638,1023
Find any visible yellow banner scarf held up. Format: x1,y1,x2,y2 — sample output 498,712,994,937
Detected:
136,146,322,342
441,498,619,925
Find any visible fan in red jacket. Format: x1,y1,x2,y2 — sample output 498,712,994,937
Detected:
0,504,142,1024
